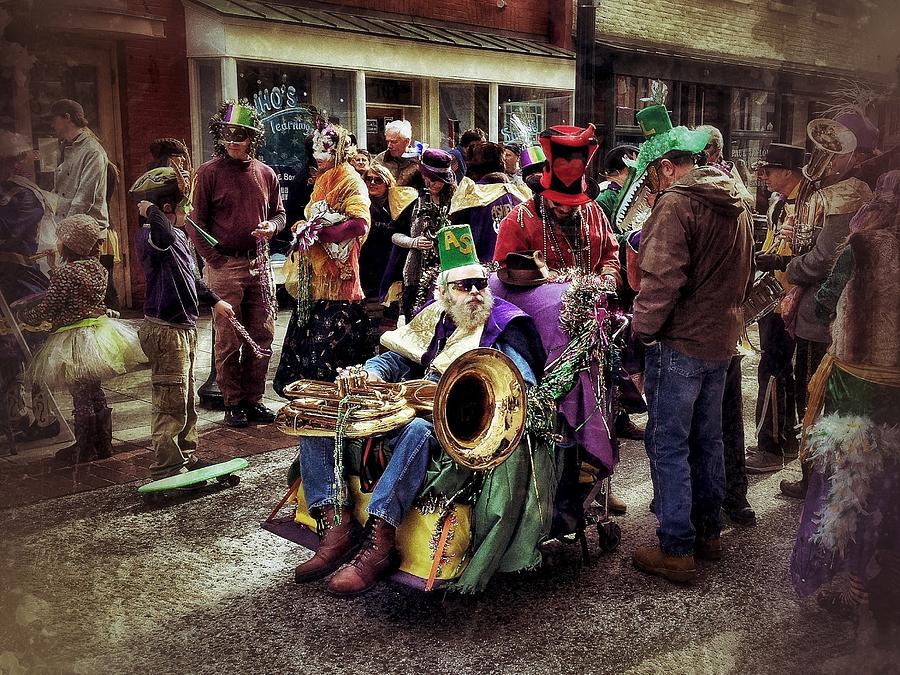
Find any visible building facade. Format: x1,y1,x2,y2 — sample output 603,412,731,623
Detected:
589,0,899,193
182,0,574,230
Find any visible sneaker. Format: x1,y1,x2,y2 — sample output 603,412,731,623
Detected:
745,449,784,474
633,545,697,583
243,402,276,424
186,458,216,471
224,406,249,428
694,537,723,561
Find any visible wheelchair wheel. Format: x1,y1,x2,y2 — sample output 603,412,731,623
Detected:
597,520,621,553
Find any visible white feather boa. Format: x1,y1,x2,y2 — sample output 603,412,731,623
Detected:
806,414,900,555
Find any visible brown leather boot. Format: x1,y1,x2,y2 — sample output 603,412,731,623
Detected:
327,517,401,597
632,545,697,583
780,458,810,499
294,506,363,583
608,490,628,515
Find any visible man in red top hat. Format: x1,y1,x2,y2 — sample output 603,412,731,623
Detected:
494,124,620,288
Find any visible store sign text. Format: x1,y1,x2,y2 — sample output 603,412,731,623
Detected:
254,86,314,136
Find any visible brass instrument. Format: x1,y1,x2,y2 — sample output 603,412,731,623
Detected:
792,118,857,255
277,348,528,472
275,379,416,437
399,379,437,413
433,348,527,471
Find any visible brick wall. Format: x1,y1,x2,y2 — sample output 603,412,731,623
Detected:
295,0,550,38
596,0,898,78
120,0,192,305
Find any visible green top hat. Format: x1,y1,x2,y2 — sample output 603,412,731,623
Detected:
633,105,710,178
220,102,259,130
636,105,673,138
437,224,479,273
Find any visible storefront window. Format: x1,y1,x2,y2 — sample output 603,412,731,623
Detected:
237,61,353,230
498,86,572,146
365,77,422,153
614,76,672,146
28,60,102,191
678,83,729,132
438,82,488,148
731,88,777,191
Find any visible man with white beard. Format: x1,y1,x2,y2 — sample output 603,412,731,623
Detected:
292,224,545,597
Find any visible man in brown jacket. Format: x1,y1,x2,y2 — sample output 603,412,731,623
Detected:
632,144,754,583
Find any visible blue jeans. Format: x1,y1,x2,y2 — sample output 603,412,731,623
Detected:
644,342,728,555
298,417,436,527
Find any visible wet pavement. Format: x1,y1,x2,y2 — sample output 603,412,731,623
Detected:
2,323,899,673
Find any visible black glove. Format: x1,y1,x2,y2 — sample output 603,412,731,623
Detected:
755,253,790,272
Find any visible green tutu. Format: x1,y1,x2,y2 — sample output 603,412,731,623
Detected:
28,315,146,388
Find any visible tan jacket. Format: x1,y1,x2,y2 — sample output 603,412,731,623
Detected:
634,167,754,360
373,150,422,189
53,129,109,233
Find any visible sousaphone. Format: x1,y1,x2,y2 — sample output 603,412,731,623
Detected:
793,118,858,255
433,348,527,471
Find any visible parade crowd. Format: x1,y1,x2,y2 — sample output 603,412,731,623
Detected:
1,90,897,626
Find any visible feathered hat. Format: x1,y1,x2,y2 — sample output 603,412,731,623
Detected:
538,124,600,206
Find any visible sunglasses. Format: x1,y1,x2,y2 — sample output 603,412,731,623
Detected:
364,175,386,185
448,277,488,292
222,127,250,142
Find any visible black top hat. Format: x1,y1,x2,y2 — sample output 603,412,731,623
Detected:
754,144,806,171
497,250,551,287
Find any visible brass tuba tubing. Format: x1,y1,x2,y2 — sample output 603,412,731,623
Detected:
793,119,857,256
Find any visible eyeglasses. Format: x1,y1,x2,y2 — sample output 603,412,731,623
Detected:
222,127,249,142
448,277,488,292
364,175,386,185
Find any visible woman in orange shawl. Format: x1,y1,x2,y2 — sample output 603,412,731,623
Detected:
274,121,374,392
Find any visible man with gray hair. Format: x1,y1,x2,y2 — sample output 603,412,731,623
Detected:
50,98,119,309
372,120,423,188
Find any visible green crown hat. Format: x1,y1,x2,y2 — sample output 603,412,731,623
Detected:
437,224,479,273
633,105,710,178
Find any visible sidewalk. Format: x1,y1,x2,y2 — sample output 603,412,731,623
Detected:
0,310,296,509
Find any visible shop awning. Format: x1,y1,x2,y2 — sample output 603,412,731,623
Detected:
185,0,573,60
38,5,167,39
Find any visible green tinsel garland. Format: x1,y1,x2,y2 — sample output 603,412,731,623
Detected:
526,273,610,441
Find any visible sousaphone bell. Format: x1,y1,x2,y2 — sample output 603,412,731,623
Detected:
433,348,527,471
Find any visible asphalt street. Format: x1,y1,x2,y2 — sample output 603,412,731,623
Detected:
2,354,898,674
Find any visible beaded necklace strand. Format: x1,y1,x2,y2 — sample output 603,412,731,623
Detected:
539,196,592,274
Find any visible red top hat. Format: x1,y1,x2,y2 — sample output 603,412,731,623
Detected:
538,124,600,206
